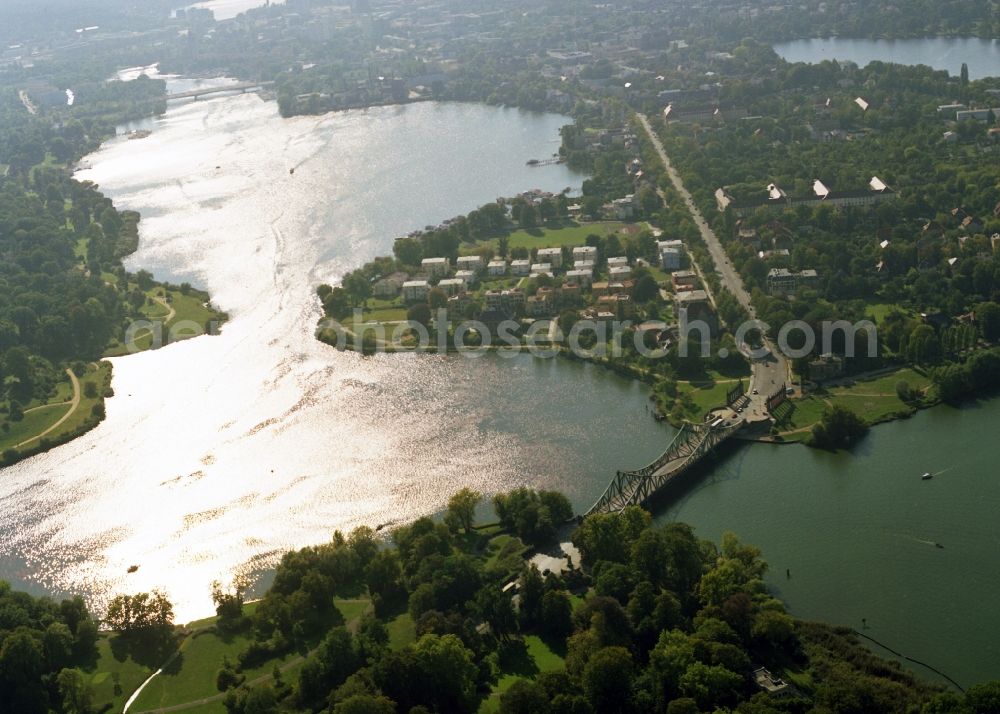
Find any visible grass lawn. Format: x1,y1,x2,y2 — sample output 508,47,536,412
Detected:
105,286,226,357
131,628,252,711
484,534,530,574
775,368,932,440
478,636,566,713
1,362,110,456
387,612,416,650
87,635,156,714
468,221,627,254
0,404,69,452
866,302,915,323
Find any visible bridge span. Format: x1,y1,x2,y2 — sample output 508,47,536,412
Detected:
167,81,274,101
587,418,744,515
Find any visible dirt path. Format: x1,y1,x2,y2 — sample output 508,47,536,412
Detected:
15,369,80,449
154,296,177,324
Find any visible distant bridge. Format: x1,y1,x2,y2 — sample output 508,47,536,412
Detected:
167,81,274,101
586,419,743,515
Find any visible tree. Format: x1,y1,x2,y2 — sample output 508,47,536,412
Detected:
212,578,246,629
539,590,573,641
393,237,423,266
632,274,659,304
57,668,95,714
977,302,1000,341
809,404,869,450
500,679,550,714
343,272,372,307
445,487,480,533
960,62,970,86
582,647,634,713
407,303,432,328
428,287,448,310
332,694,397,714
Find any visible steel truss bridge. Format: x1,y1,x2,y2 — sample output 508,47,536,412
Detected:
586,420,743,515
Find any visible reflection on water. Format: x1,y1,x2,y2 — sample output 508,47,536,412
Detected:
0,95,670,621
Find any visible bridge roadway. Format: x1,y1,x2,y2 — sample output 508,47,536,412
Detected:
167,81,274,101
587,418,745,515
589,114,794,515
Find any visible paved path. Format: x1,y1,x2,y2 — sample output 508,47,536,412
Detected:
15,369,80,449
636,113,790,415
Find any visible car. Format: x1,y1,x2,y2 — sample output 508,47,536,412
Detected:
751,389,759,395
737,407,744,413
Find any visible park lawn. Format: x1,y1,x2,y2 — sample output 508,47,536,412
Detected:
827,392,913,424
675,379,734,418
471,221,627,253
479,636,565,713
105,287,226,357
87,635,155,714
0,403,70,452
361,304,409,323
130,628,253,711
866,302,914,323
484,534,530,574
773,395,829,440
1,362,109,455
387,612,417,650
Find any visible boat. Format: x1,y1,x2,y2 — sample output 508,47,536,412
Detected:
935,543,944,549
526,159,539,166
289,167,295,175
127,564,139,573
127,130,152,140
921,472,933,480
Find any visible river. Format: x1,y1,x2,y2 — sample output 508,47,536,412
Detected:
773,37,1000,80
0,90,675,622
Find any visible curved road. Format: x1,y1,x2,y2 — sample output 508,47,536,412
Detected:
15,368,81,449
636,114,790,418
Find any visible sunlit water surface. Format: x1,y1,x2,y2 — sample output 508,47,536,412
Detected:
0,94,673,621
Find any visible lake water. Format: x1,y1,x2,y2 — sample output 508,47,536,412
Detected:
1,81,998,689
668,399,1000,688
773,37,1000,80
176,0,284,21
0,92,678,622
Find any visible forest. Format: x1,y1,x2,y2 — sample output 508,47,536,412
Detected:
22,488,996,714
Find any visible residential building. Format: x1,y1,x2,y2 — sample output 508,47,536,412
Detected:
609,265,632,280
456,255,484,273
753,668,791,697
484,289,503,310
487,260,508,276
455,270,478,286
675,289,716,331
808,353,845,382
610,195,635,220
421,257,450,278
574,258,596,271
530,263,553,276
373,271,407,298
660,246,681,271
671,270,699,292
592,281,610,297
573,245,598,262
402,280,429,302
527,294,552,317
737,227,761,250
437,278,465,296
511,259,531,276
767,268,818,296
956,108,1000,122
501,289,525,312
561,283,581,301
607,256,629,268
566,268,593,287
536,247,563,267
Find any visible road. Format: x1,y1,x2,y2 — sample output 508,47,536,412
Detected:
636,114,790,418
15,368,81,449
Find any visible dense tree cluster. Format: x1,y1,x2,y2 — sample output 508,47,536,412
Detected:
0,581,100,714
